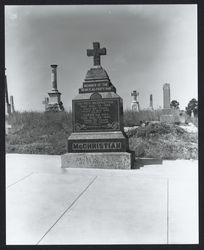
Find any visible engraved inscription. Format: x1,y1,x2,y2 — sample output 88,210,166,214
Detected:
73,99,120,132
83,82,109,88
72,142,122,151
79,86,113,93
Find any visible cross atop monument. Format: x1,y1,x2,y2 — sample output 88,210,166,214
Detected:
87,42,106,66
131,90,139,102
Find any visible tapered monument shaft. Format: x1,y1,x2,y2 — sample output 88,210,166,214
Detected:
51,65,58,91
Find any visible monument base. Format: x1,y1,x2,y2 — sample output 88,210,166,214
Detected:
61,152,134,169
67,131,128,153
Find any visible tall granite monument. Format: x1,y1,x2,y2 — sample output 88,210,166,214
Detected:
160,83,180,123
163,83,171,109
61,42,134,169
43,65,64,112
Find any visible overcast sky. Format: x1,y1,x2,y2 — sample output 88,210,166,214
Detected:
5,4,197,111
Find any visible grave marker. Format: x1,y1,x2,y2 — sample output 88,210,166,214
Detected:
43,65,64,112
131,90,140,112
163,83,170,109
150,94,153,110
62,42,134,169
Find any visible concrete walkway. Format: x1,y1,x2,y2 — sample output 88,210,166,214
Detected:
6,154,198,245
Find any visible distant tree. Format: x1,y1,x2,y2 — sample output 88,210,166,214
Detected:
170,100,180,109
185,98,198,116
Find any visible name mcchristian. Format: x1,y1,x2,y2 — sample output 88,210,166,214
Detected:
72,141,122,151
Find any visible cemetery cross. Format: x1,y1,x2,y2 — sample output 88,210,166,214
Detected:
87,42,107,66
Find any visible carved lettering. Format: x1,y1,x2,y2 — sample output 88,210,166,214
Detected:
72,142,122,151
73,99,120,132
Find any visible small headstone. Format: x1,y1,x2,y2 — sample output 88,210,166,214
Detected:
61,42,134,169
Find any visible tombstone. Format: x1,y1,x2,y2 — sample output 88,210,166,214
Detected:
61,42,134,169
149,94,153,110
131,90,140,112
160,83,174,122
10,96,15,113
163,83,171,109
5,68,11,115
44,65,64,112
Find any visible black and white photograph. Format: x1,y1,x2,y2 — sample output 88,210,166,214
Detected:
5,4,198,245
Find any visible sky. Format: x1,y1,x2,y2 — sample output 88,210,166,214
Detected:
5,4,197,111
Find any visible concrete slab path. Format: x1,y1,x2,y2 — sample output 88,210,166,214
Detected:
6,154,198,245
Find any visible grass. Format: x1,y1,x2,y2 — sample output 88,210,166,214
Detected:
6,110,198,159
6,111,72,155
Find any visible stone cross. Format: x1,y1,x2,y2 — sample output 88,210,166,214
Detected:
131,90,139,102
87,42,106,66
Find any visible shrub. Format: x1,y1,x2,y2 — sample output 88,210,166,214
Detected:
127,122,198,160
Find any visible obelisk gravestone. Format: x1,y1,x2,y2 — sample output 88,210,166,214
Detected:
163,83,170,109
160,83,179,123
61,42,134,169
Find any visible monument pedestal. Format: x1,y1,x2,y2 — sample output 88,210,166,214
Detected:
67,131,128,153
61,152,134,169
